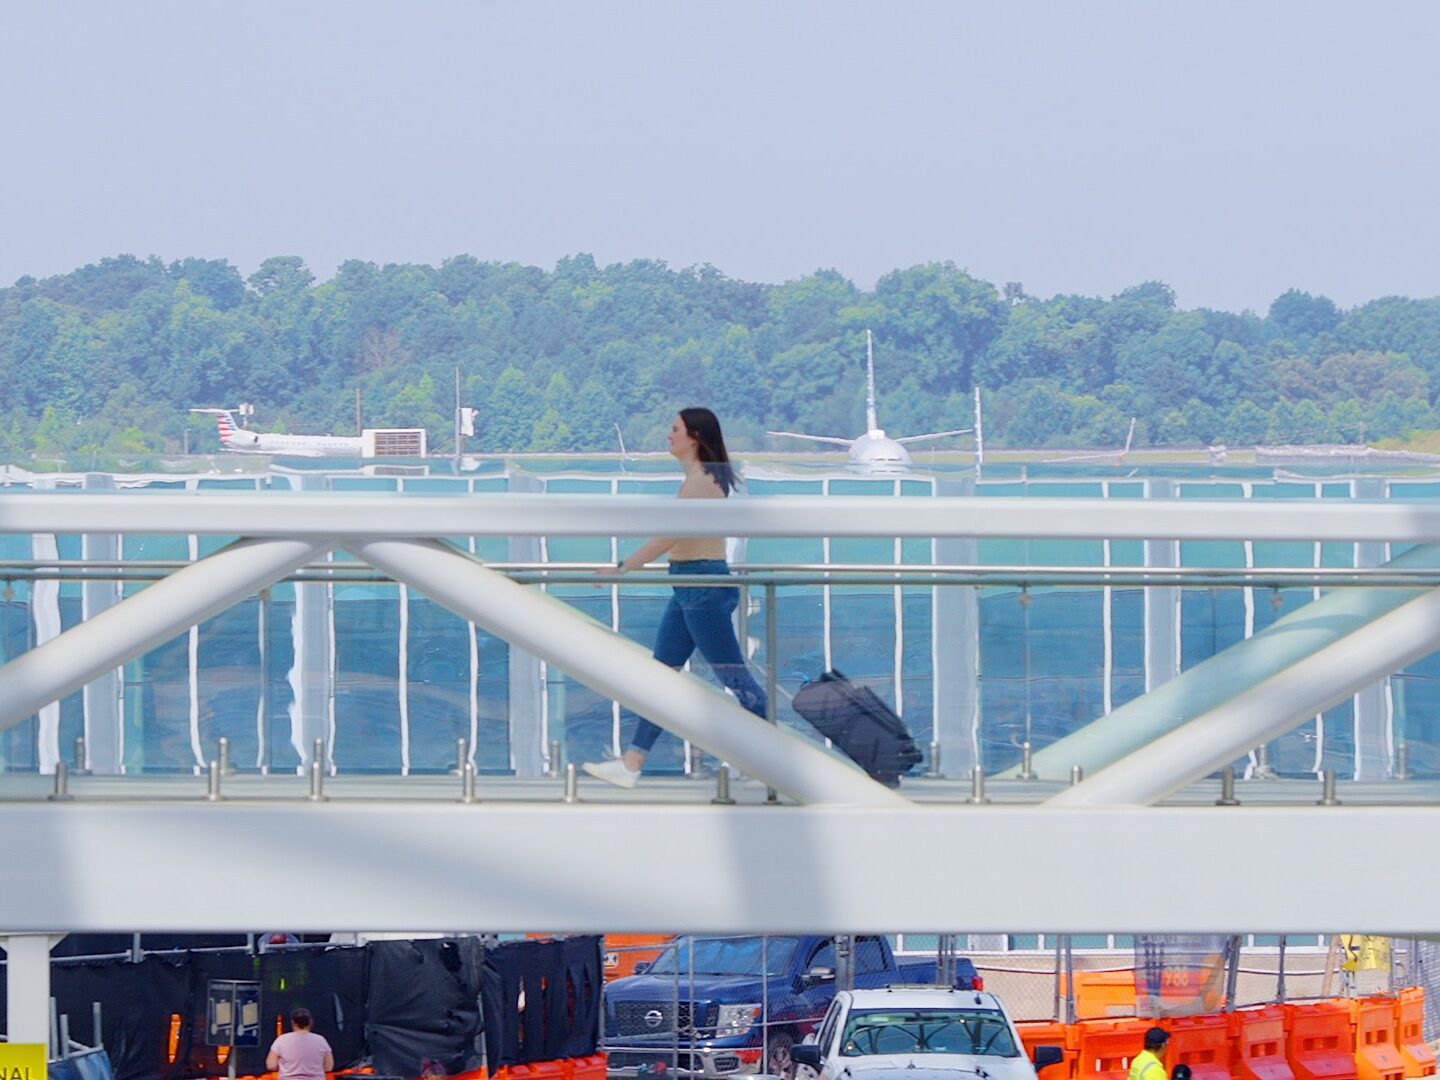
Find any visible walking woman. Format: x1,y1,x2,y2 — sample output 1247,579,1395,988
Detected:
582,408,768,788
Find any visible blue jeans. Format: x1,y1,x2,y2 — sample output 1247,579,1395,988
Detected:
626,560,769,754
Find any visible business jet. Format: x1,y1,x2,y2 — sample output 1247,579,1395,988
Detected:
767,330,973,470
191,409,363,457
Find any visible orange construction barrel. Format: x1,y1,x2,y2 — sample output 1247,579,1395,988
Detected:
1285,1002,1357,1080
1229,1006,1296,1080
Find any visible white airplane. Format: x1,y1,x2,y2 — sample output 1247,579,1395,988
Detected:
767,330,973,470
191,409,363,457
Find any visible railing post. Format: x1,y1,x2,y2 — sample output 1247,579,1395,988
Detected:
1215,766,1240,806
460,761,478,804
307,738,327,802
1018,740,1037,781
764,582,779,805
48,761,73,802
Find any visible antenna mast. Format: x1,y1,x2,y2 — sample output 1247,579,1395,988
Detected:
865,329,879,433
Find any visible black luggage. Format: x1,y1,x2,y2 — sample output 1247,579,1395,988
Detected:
791,668,923,787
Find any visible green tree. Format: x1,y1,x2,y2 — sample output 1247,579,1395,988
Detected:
482,367,541,451
1005,383,1074,447
381,373,448,440
862,262,1007,392
530,408,575,451
570,375,622,449
1329,399,1368,443
1268,289,1340,342
1112,312,1214,411
1223,400,1269,445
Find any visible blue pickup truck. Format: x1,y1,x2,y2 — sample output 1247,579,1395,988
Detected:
603,935,980,1080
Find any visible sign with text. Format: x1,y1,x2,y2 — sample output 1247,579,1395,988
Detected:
0,1044,48,1080
1135,935,1233,1017
207,980,262,1047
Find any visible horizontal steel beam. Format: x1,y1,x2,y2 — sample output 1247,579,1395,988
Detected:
6,802,1438,933
5,492,1440,541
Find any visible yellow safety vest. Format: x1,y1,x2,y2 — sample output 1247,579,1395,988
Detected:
1129,1050,1167,1080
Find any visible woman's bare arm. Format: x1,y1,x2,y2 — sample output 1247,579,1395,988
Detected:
604,536,677,574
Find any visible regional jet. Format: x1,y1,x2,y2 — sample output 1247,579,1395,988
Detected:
767,330,973,470
191,409,363,457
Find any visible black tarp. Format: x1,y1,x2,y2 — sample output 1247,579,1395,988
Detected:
480,937,601,1068
365,939,484,1078
41,955,191,1080
0,936,599,1080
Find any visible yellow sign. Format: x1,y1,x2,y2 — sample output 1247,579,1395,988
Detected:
1340,935,1392,972
0,1044,47,1080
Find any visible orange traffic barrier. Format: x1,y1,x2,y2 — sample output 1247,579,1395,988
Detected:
1351,997,1405,1080
1168,1013,1234,1080
1017,1021,1077,1078
1061,971,1139,1020
1229,1006,1296,1080
1398,988,1436,1080
1073,1018,1152,1080
570,1055,608,1080
1285,1002,1358,1080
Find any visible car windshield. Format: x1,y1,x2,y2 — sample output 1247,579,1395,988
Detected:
645,937,800,977
839,1009,1018,1057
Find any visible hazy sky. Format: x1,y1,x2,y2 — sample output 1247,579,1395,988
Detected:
4,1,1437,313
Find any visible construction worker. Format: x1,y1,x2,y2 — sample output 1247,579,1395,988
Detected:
1129,1027,1170,1080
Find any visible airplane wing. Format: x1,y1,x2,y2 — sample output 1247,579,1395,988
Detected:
894,428,973,445
766,431,854,448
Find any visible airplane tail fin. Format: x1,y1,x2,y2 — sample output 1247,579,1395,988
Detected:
215,411,239,441
864,329,879,433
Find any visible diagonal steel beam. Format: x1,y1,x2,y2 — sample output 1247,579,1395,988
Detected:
1048,583,1440,806
0,538,334,736
1011,543,1440,784
345,538,910,807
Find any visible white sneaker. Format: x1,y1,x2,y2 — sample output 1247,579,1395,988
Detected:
582,758,641,789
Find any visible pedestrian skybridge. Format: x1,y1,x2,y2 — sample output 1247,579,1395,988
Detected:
2,490,1440,936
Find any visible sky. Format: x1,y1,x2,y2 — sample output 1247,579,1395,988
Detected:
3,1,1438,314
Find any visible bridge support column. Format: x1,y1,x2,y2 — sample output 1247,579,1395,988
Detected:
4,933,57,1049
934,477,979,779
82,472,123,774
1143,478,1181,693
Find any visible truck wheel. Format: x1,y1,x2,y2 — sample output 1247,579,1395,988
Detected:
767,1031,796,1080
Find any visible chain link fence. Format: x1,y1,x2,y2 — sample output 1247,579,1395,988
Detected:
598,933,1434,1080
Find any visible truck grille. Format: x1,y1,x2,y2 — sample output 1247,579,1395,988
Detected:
613,1001,717,1036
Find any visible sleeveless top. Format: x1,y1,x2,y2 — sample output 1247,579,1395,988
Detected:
668,469,728,562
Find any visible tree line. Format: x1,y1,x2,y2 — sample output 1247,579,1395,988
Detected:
1,252,1437,464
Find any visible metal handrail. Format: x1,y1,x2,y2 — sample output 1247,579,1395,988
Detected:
3,558,1439,588
2,558,1440,593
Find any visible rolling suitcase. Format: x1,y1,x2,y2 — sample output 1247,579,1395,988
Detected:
791,668,923,787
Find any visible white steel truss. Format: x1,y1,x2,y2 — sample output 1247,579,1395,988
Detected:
1,492,1440,933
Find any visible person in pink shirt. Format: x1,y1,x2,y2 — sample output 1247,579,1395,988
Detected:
266,1008,334,1080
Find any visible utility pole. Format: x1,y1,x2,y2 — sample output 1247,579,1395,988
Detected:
355,388,362,435
454,367,461,472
